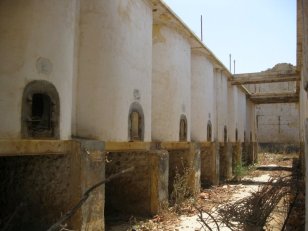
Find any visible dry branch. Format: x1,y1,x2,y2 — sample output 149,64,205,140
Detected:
217,176,291,230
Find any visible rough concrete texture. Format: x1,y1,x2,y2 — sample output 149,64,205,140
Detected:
105,151,168,217
0,154,81,230
78,140,105,230
200,142,219,186
168,145,201,198
219,142,233,180
232,142,242,174
149,150,169,214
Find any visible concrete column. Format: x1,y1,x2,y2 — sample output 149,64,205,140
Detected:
201,142,219,186
149,150,169,214
79,140,105,231
232,142,242,174
219,142,233,180
186,143,201,195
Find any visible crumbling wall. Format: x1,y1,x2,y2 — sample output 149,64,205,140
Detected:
105,151,168,217
200,142,219,186
0,154,81,230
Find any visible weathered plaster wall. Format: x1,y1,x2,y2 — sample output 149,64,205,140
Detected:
228,84,238,142
246,100,256,142
191,51,215,141
0,0,78,139
77,0,152,141
237,90,247,142
246,64,299,144
256,103,299,143
214,71,228,142
152,24,191,141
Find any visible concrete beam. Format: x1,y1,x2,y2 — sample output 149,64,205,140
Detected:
0,139,72,156
249,92,299,104
159,141,191,150
105,141,151,152
231,71,300,85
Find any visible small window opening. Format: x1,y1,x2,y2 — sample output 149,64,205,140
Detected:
207,120,212,142
244,131,246,142
224,126,227,143
21,80,59,139
29,94,54,137
179,116,187,141
32,94,51,130
130,111,142,141
235,129,238,142
250,131,253,142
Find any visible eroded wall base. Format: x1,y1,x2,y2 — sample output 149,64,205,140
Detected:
200,142,219,186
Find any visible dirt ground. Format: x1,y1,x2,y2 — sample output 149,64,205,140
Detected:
106,152,304,231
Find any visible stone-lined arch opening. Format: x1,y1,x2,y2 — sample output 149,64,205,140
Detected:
207,120,212,142
224,126,227,143
128,102,144,141
21,80,60,139
179,115,187,141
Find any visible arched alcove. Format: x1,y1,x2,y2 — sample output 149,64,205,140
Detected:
179,115,187,141
224,126,227,143
21,80,60,139
128,102,144,141
207,120,212,142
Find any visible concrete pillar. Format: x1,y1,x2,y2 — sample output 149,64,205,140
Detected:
78,140,105,230
187,143,201,195
168,143,201,200
201,142,219,186
232,142,242,174
149,150,169,214
219,142,233,181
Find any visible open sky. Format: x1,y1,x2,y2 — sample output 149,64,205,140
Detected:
163,0,296,74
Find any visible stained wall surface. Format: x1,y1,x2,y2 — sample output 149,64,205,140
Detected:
0,0,78,139
214,71,229,142
77,0,152,141
152,24,191,141
191,51,215,141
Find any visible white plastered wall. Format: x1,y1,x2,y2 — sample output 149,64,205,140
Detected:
191,51,215,141
237,90,247,142
77,0,152,141
0,0,78,139
227,83,239,142
152,24,191,141
214,70,228,142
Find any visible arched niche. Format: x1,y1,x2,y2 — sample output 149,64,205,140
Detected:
128,102,144,141
21,80,60,139
179,115,187,141
224,125,227,143
207,120,212,142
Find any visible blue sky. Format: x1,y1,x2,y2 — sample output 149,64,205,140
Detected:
163,0,296,74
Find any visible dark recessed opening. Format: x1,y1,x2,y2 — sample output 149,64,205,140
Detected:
179,115,187,141
31,94,52,134
207,120,212,142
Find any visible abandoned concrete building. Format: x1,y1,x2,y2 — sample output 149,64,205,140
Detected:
0,0,307,230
